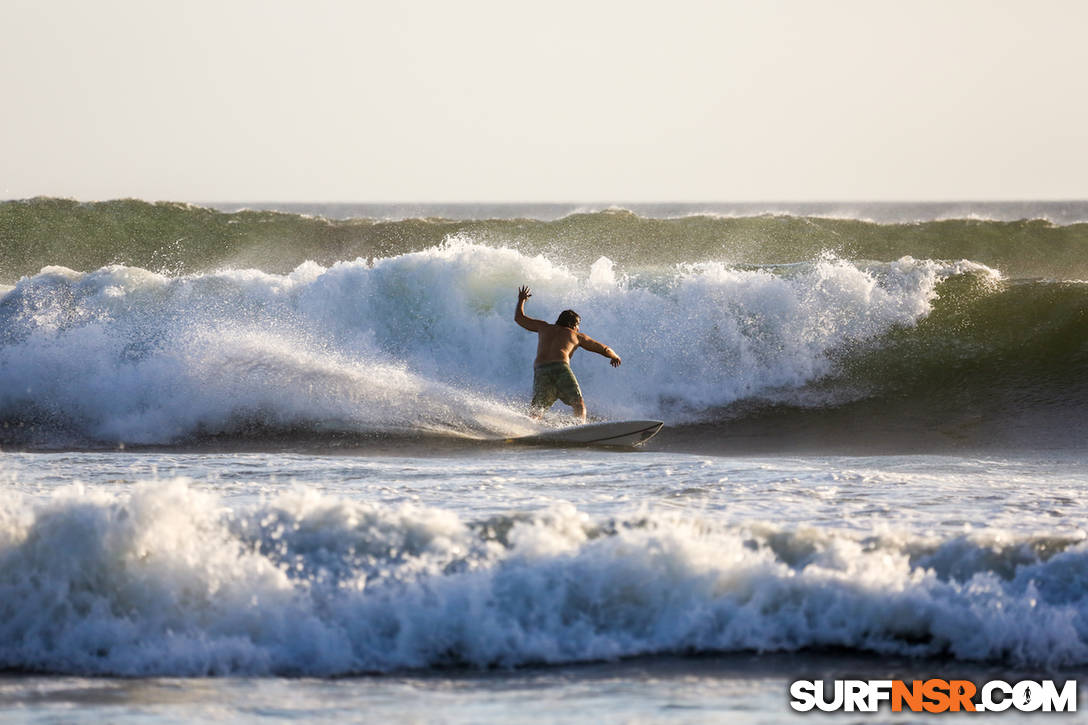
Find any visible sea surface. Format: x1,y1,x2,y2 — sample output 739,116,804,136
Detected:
1,199,1087,722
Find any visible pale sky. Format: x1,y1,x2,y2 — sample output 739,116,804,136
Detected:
2,0,1086,202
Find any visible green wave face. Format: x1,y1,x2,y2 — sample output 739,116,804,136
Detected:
834,278,1088,407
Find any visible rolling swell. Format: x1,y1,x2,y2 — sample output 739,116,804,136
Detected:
3,197,1088,284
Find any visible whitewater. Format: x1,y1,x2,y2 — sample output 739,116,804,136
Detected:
0,238,1003,445
1,200,1087,723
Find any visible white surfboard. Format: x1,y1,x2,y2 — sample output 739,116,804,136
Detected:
511,420,663,447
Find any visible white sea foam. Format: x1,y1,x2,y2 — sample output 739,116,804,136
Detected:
0,481,1085,675
0,240,1000,443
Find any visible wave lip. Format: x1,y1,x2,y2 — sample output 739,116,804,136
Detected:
2,483,1088,675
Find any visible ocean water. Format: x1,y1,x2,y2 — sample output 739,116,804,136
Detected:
1,199,1087,722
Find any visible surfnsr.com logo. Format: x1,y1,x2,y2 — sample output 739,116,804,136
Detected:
789,679,1077,713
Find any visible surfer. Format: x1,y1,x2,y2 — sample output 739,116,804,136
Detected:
515,285,621,421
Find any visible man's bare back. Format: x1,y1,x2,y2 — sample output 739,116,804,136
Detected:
532,322,580,364
514,285,620,420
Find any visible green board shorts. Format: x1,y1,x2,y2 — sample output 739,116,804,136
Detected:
531,362,583,409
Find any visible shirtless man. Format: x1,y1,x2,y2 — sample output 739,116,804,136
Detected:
515,285,621,421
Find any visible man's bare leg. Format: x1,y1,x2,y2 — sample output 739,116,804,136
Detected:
571,400,586,422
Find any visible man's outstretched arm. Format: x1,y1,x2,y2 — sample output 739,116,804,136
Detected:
515,285,545,332
577,333,622,367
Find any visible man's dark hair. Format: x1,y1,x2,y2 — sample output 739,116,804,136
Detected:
555,310,580,329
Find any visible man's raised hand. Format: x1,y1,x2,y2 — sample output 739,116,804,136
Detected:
518,285,532,302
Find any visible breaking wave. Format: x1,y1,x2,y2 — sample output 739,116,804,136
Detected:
2,482,1087,675
4,238,1058,448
